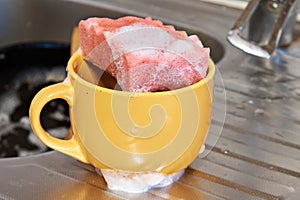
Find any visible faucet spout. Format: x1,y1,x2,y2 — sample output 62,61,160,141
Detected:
227,0,299,58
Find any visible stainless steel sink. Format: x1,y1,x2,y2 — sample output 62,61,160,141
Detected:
0,0,299,199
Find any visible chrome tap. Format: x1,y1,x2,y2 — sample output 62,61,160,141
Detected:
227,0,299,58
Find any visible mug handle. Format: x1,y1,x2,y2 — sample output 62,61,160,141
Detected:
29,82,88,163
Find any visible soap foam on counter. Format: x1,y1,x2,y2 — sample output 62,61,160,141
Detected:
97,168,185,193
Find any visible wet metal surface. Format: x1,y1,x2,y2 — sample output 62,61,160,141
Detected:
0,0,299,199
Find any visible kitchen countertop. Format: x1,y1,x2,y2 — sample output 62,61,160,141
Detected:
0,0,299,199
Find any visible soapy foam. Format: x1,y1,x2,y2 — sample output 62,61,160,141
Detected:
97,168,185,193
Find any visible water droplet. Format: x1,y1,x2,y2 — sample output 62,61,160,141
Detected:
287,186,295,192
270,2,279,9
131,125,138,135
265,98,272,103
235,104,245,110
224,150,229,154
254,108,265,116
199,144,205,155
294,88,300,97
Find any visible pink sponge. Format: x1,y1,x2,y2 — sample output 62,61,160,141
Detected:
78,16,210,92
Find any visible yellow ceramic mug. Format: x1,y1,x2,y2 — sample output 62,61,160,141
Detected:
29,52,215,175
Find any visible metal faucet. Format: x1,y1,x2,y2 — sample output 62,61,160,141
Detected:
227,0,299,58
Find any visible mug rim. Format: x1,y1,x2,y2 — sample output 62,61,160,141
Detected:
67,52,215,95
